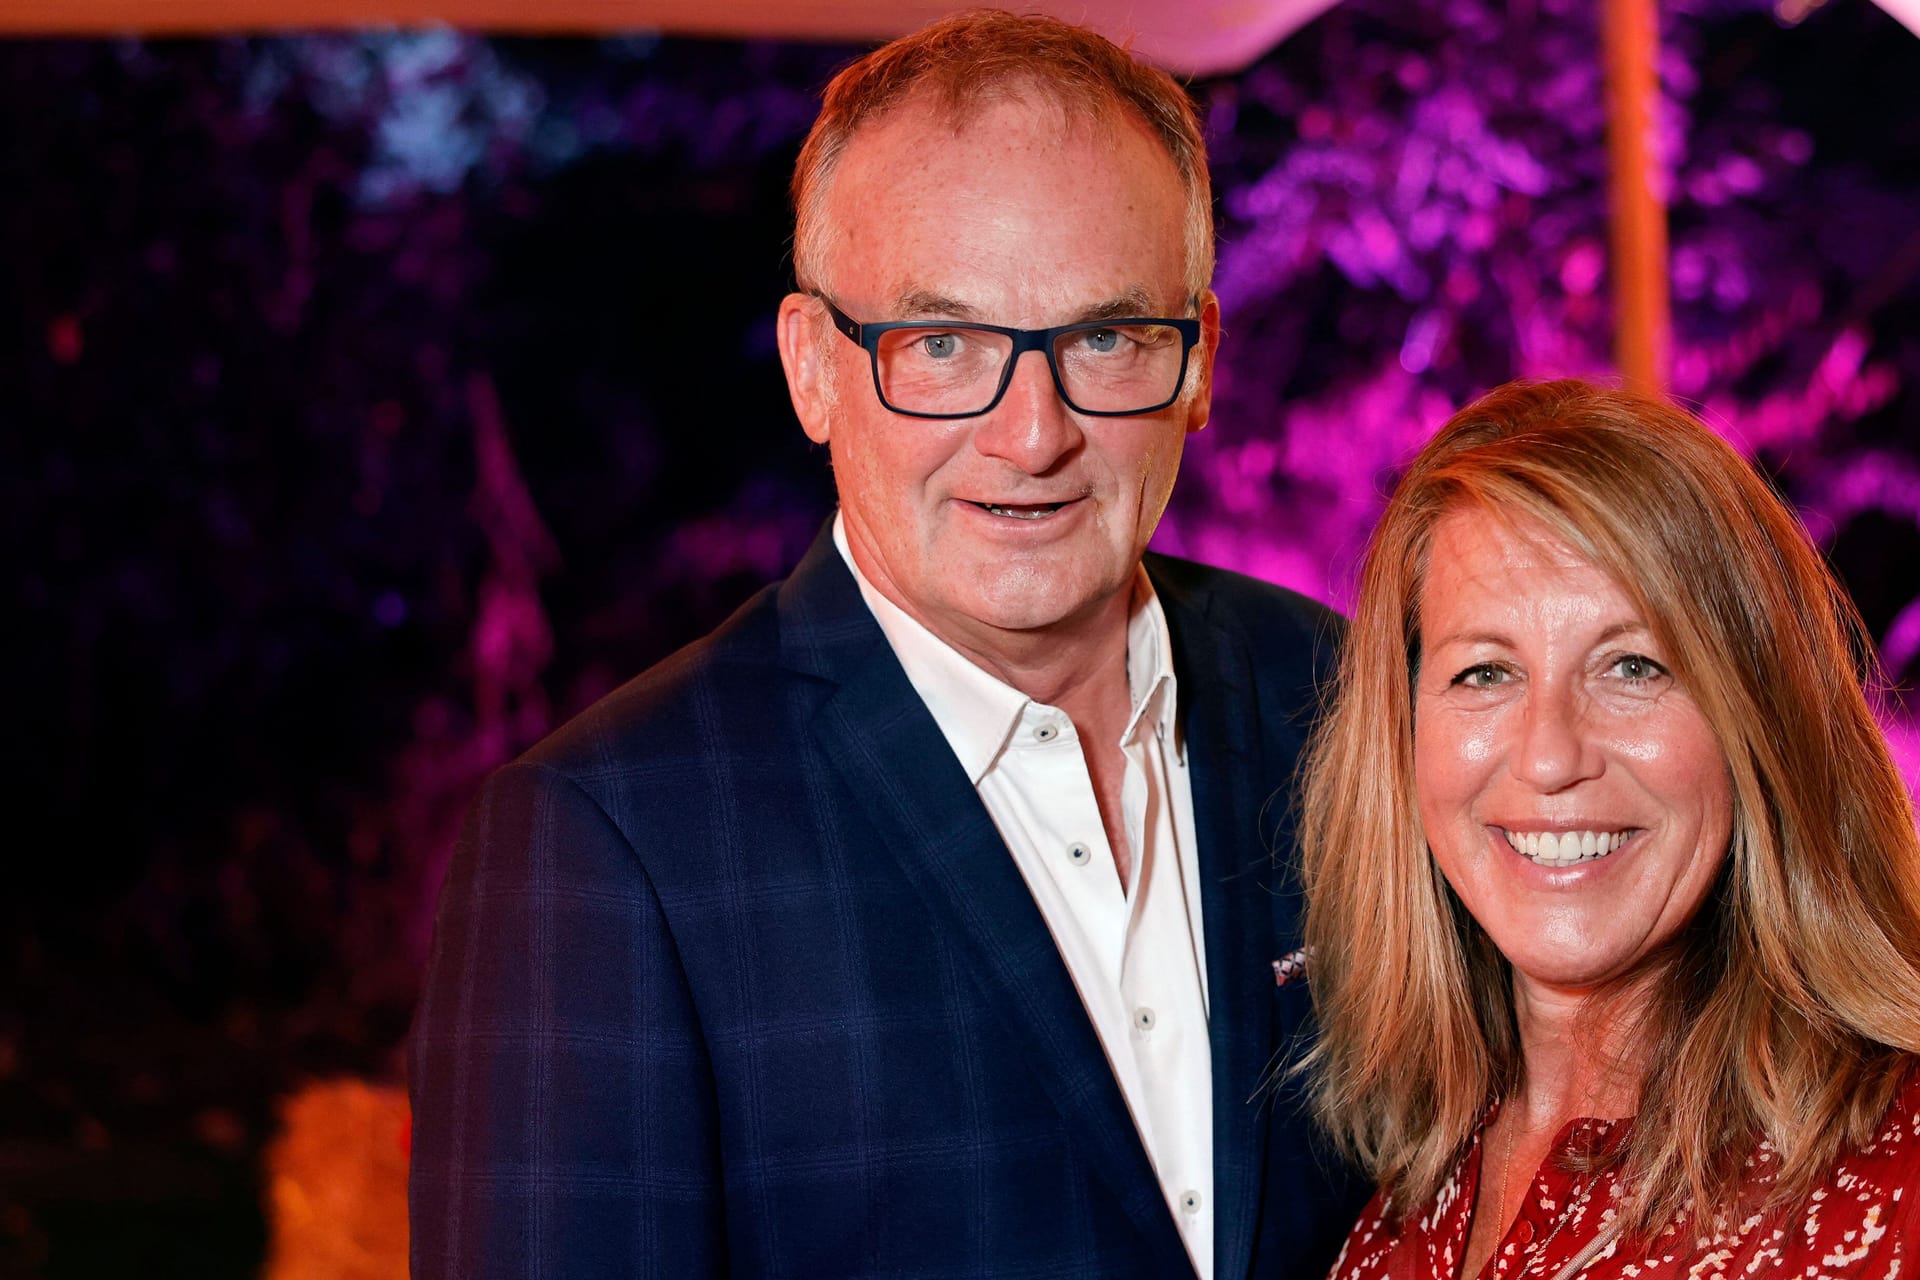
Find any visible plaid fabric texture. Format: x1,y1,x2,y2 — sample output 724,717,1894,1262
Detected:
408,527,1363,1279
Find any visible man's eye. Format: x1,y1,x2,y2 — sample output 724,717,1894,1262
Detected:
919,332,959,359
1082,328,1121,354
1450,663,1508,689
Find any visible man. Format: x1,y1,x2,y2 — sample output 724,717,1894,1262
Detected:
409,12,1361,1278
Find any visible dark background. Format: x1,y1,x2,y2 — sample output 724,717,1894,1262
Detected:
4,0,1918,1273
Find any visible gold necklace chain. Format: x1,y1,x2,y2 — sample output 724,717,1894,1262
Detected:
1499,1115,1515,1235
1496,1107,1597,1280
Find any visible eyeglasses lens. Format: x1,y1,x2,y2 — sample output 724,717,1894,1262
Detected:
873,323,1186,416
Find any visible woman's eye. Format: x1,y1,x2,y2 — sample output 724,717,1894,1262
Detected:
1610,653,1669,683
1450,663,1508,689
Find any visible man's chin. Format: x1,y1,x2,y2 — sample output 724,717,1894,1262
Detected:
938,575,1122,639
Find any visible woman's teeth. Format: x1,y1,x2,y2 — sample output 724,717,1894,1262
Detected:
1503,829,1631,867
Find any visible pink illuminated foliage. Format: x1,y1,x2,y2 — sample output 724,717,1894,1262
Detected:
2,7,1916,1250
1160,0,1920,786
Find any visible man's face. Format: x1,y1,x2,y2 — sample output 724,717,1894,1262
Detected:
778,93,1218,656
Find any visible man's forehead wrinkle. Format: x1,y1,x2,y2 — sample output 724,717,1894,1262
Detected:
881,287,1162,325
814,85,1192,328
862,80,1146,172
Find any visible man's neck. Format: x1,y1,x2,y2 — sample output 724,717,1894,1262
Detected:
943,599,1132,713
836,520,1143,718
834,518,1152,886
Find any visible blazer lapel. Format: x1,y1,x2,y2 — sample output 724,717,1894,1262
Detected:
1156,568,1276,1280
777,527,1193,1274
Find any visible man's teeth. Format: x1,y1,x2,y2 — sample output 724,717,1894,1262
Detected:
980,502,1064,519
1502,829,1631,867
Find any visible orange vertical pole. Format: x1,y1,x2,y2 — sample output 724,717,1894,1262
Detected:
1603,0,1670,390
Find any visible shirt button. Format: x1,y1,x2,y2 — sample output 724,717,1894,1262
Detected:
1066,842,1092,866
1032,721,1060,743
1179,1190,1202,1214
1133,1007,1156,1032
1513,1218,1535,1244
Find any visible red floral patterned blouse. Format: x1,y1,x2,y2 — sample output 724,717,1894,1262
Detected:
1329,1065,1920,1280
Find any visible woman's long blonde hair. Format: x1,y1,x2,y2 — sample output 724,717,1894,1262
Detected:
1299,378,1920,1236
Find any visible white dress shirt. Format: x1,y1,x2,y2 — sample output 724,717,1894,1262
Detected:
834,516,1214,1277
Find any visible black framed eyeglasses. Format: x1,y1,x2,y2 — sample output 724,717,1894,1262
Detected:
814,295,1202,420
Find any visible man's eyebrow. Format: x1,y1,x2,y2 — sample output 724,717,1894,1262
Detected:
1073,289,1157,323
885,288,1167,325
892,290,983,320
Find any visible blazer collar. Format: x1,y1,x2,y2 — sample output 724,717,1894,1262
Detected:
777,524,1273,1279
1151,559,1278,1280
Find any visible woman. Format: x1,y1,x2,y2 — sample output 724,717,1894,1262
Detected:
1299,378,1920,1278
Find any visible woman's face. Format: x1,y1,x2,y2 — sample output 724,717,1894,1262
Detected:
1413,510,1733,1004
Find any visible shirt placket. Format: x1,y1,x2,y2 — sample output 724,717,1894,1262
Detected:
1117,698,1213,1276
1014,706,1128,991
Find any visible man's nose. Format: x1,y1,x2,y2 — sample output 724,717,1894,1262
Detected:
970,349,1084,474
1511,683,1605,792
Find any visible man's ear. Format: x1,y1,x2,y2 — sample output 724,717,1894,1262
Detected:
1184,290,1222,436
777,293,833,445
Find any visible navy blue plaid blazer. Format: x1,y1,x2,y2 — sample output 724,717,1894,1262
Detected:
409,524,1364,1279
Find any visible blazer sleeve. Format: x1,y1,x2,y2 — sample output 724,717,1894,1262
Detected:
408,760,726,1279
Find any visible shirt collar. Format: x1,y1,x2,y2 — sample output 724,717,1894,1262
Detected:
1122,573,1180,755
832,512,1181,784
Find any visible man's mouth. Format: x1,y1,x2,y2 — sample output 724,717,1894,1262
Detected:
971,501,1069,520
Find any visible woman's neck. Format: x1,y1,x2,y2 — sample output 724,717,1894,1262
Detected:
1509,974,1648,1127
1458,975,1648,1278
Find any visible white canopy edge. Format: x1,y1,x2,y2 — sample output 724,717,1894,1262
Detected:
0,0,1341,76
1873,0,1920,37
0,2,1908,80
